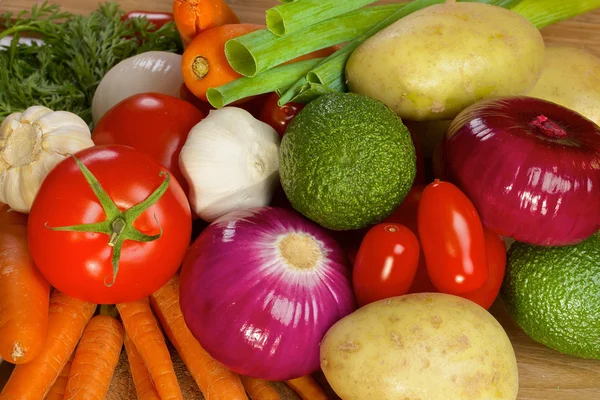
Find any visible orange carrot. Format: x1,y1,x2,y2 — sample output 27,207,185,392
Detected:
124,333,161,400
240,376,280,400
150,274,248,400
173,0,240,47
63,315,124,400
117,298,183,400
0,224,50,364
182,23,264,102
0,291,97,400
285,376,328,400
44,356,73,400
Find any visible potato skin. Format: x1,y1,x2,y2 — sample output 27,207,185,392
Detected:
346,2,545,121
320,293,519,400
527,46,600,126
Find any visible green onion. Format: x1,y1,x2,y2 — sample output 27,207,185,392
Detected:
512,0,600,28
266,0,378,36
206,58,322,108
225,4,404,77
289,82,339,104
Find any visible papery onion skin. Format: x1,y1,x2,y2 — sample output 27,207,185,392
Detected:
179,207,356,381
442,96,600,246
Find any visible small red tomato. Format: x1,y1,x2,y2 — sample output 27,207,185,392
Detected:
259,92,305,137
417,180,488,294
385,184,427,232
352,223,420,307
121,11,175,30
460,228,507,309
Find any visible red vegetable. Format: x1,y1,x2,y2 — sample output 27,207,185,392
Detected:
352,223,420,307
417,180,488,294
259,92,305,137
92,92,205,196
28,145,192,304
442,96,600,246
122,11,174,30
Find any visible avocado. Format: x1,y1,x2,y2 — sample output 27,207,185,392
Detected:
501,233,600,360
278,92,416,231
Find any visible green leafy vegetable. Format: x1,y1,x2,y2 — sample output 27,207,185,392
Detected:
0,1,183,128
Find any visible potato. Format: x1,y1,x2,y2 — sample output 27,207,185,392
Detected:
320,293,519,400
527,45,600,126
346,2,545,121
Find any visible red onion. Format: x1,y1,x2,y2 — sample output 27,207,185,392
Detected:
442,96,600,246
179,207,356,380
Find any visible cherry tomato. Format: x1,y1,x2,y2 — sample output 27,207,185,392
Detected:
417,180,488,294
92,93,205,196
460,228,507,309
352,223,420,307
28,145,192,304
259,92,305,137
122,11,175,31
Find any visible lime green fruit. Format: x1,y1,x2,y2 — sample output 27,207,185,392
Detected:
279,92,416,231
501,234,600,360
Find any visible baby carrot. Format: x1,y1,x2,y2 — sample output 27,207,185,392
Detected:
124,333,161,400
0,291,97,400
63,315,124,400
150,274,248,400
285,375,328,400
0,224,50,364
173,0,240,46
44,356,73,400
117,298,183,400
240,376,280,400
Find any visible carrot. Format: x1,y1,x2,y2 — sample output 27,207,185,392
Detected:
240,376,280,400
117,298,183,400
150,274,248,400
44,356,73,400
285,376,328,400
0,291,97,400
173,0,240,47
0,224,50,364
124,332,161,400
63,315,124,400
182,23,264,102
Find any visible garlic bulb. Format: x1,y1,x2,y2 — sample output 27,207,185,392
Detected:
0,106,94,213
179,107,281,222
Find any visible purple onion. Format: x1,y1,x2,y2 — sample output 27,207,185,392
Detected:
442,96,600,246
179,206,356,380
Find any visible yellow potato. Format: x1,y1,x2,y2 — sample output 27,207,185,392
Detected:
346,2,545,121
527,45,600,126
320,293,519,400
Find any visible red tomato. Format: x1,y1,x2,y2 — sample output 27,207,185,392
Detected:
460,228,507,309
28,145,192,304
417,180,488,294
352,223,420,307
92,93,205,196
122,11,174,30
180,83,214,115
259,92,305,137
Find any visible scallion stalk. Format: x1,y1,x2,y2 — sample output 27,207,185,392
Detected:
225,4,404,78
266,0,378,36
206,58,322,108
511,0,600,28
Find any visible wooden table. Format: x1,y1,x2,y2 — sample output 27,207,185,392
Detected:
1,1,599,399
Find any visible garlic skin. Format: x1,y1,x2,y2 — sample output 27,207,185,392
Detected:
179,107,281,222
0,106,94,213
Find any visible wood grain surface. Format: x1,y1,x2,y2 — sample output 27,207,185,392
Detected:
1,1,599,399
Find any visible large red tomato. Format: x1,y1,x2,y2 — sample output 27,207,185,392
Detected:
28,145,192,304
92,92,205,195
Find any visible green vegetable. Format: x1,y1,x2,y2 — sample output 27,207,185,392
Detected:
512,0,600,28
279,92,416,231
0,1,182,128
224,4,403,78
206,58,322,108
502,234,600,360
266,0,377,36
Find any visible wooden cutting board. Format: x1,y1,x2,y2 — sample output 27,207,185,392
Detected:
1,1,599,399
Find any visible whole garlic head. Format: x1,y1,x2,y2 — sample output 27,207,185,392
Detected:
179,107,281,222
0,106,94,213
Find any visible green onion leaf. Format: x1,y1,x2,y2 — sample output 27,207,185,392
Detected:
511,0,600,28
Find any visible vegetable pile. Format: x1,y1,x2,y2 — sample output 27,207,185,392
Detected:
0,0,599,399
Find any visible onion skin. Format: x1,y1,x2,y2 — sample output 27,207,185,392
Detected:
442,96,600,246
179,207,356,381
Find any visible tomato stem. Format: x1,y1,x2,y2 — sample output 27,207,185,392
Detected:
108,218,126,247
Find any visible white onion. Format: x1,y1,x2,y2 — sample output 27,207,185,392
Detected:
92,51,184,125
